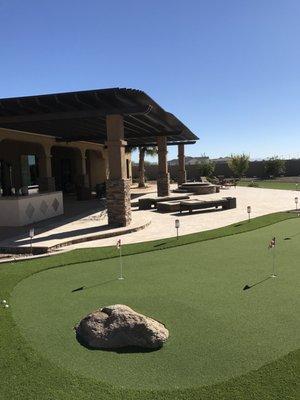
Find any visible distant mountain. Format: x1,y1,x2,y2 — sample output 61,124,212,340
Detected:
168,156,245,165
211,157,231,163
168,156,209,166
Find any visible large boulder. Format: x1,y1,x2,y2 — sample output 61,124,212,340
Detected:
75,304,169,349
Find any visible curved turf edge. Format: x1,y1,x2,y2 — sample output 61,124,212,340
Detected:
0,211,298,400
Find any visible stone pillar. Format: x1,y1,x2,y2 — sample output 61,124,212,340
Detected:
38,146,56,192
106,114,132,227
178,143,187,185
76,149,89,188
157,136,170,196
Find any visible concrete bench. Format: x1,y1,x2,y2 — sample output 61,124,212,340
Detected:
179,197,236,214
156,200,181,213
139,194,190,210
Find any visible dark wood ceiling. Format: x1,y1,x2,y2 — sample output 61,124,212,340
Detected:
0,88,198,146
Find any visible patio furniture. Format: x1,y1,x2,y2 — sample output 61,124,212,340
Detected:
95,183,106,198
199,176,209,183
76,186,92,201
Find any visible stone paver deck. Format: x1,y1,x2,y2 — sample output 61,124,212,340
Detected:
0,186,298,253
67,186,298,249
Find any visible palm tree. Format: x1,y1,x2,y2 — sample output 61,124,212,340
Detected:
132,146,157,188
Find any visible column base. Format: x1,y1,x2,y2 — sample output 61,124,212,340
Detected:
38,177,56,192
178,170,187,186
107,179,132,227
157,173,170,197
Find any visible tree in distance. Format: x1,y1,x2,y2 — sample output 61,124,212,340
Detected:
197,159,215,178
264,156,286,178
228,153,250,178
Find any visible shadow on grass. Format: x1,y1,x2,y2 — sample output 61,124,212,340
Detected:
153,242,168,247
76,333,162,353
284,230,300,240
72,278,118,293
243,276,272,291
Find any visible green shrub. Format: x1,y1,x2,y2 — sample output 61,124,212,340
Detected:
248,181,259,187
264,156,286,177
196,160,215,177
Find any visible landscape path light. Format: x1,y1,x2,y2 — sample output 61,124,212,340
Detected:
175,219,180,239
295,197,298,211
29,227,35,254
247,206,251,222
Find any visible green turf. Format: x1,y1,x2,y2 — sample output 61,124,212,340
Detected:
238,179,300,191
1,212,299,399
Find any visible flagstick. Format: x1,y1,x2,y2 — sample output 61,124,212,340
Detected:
271,247,277,278
118,246,124,280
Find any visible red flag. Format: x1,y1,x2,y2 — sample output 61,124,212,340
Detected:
116,239,121,250
268,237,276,249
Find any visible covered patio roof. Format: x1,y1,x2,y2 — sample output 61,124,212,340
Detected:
0,88,198,146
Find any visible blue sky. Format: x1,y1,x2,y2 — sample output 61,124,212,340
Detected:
1,0,299,162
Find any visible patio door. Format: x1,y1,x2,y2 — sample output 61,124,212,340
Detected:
61,158,73,193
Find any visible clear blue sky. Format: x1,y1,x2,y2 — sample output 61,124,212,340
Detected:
1,0,299,162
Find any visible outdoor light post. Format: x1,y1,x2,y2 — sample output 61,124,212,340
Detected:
175,219,180,239
116,239,124,280
247,206,251,222
29,228,34,254
295,197,298,211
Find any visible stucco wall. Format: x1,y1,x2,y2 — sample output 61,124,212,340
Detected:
0,128,110,192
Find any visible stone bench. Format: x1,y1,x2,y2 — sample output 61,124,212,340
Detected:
179,197,236,214
156,200,181,213
139,195,190,210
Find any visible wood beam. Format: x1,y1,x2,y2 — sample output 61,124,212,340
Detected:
0,105,152,124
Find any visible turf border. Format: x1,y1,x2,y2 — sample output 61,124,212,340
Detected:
0,211,299,400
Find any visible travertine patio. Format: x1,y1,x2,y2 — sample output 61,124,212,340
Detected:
69,185,298,249
1,185,297,255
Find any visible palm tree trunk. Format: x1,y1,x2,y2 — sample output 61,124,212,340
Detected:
138,147,146,188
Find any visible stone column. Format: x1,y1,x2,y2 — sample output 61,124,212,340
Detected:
38,146,56,192
157,136,170,196
106,114,132,227
76,149,89,188
178,143,187,185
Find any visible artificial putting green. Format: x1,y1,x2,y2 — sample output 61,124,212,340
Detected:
238,179,300,191
10,217,300,394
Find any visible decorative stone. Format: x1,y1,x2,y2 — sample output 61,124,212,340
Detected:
75,304,169,349
106,179,132,227
157,173,170,197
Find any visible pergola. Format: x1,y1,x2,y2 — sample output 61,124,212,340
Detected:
0,88,199,226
